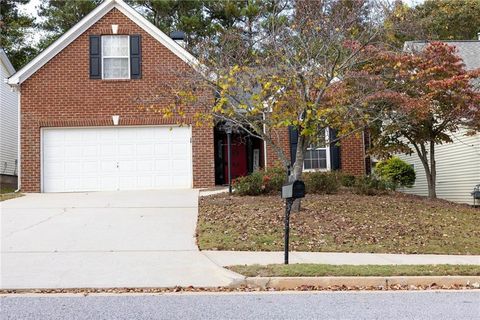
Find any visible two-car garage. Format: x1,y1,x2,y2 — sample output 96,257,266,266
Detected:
41,126,192,192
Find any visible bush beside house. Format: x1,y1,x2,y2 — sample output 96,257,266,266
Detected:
233,169,391,196
375,157,416,190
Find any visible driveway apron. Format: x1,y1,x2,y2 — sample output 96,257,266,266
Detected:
0,190,241,289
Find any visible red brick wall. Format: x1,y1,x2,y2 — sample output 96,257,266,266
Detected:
339,133,366,176
19,8,214,192
265,127,291,168
265,128,366,176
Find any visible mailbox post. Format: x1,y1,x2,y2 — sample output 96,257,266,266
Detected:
281,180,305,264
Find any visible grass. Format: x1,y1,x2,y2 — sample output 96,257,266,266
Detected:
0,185,22,201
228,264,480,277
198,191,480,254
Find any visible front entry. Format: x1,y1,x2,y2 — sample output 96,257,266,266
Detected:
223,135,248,182
214,126,264,185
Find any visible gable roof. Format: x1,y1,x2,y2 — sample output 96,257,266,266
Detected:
0,48,16,76
7,0,198,85
404,40,480,71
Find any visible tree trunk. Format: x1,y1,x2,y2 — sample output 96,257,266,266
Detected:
290,134,306,212
413,141,437,199
291,135,306,181
428,141,437,199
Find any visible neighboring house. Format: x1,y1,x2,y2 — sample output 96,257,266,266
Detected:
0,48,18,188
397,40,480,205
7,0,367,193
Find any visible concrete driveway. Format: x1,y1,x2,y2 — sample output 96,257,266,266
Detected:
0,190,241,289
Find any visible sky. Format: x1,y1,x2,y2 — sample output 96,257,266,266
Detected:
19,0,41,16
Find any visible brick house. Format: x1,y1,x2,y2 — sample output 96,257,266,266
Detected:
7,0,367,193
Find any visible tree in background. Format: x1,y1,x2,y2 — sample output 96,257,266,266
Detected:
37,0,102,50
384,0,480,48
126,0,210,47
37,0,280,53
126,0,285,53
416,0,480,40
361,42,480,198
0,0,36,69
382,0,423,48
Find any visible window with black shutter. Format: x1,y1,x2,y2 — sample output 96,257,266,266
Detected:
89,35,102,79
130,35,142,79
89,34,142,80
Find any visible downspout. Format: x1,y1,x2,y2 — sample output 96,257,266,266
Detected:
14,85,21,192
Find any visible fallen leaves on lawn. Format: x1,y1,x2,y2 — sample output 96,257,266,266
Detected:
198,191,480,254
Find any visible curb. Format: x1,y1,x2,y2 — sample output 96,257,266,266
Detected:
241,276,480,290
1,276,478,295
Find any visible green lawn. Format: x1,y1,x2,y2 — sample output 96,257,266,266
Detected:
0,185,22,201
228,264,480,277
198,191,480,254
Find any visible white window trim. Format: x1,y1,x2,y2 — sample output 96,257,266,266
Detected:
101,35,130,80
303,128,331,172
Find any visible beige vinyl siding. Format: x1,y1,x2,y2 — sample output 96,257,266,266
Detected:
397,129,480,205
0,60,18,176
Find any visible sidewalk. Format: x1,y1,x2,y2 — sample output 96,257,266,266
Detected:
203,251,480,266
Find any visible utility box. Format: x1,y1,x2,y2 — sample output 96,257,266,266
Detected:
282,180,305,199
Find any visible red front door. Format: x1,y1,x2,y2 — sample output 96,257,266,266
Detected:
224,135,248,182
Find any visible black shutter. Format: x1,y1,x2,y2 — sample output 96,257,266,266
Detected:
289,126,298,165
89,35,101,79
130,35,142,79
329,128,341,170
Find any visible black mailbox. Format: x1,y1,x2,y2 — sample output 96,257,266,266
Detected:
282,180,305,199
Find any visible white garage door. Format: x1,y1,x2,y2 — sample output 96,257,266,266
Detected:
42,126,192,192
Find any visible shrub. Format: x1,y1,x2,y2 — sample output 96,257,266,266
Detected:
339,173,357,188
375,157,416,190
263,167,287,194
353,176,388,196
233,171,264,196
304,171,339,194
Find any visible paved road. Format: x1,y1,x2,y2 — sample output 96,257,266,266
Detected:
1,190,241,289
1,291,479,320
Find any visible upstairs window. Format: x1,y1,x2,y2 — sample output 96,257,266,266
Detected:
102,35,130,79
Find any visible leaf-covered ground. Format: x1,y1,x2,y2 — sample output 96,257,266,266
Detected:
197,191,480,254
